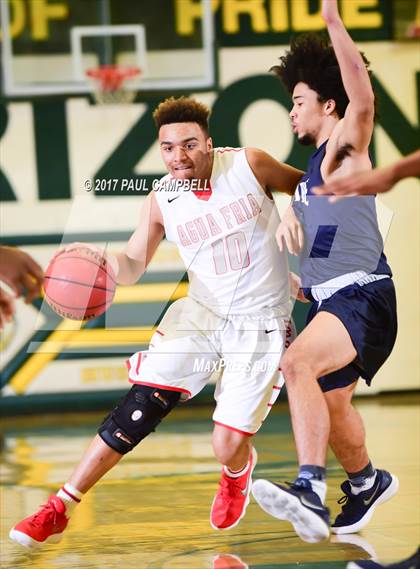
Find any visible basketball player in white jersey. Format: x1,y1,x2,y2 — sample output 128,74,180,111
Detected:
10,96,303,549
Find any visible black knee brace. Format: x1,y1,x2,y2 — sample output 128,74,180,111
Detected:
98,385,181,454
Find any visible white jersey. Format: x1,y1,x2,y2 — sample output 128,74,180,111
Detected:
154,147,290,316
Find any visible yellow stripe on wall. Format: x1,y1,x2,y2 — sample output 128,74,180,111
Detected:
114,282,188,302
38,327,155,348
10,319,84,394
9,282,188,394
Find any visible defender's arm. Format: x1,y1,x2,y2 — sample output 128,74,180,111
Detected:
322,0,375,152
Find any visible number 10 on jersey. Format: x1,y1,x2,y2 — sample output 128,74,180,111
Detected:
211,231,250,274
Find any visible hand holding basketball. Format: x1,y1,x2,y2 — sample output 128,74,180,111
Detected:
44,244,117,320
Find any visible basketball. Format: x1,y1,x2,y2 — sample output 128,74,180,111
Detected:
44,246,117,320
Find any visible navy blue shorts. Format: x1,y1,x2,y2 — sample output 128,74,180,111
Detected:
306,278,398,392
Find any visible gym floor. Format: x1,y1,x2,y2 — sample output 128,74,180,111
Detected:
1,394,418,569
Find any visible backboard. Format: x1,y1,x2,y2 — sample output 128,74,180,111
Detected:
0,0,215,97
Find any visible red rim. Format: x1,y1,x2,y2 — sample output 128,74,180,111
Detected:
85,64,141,91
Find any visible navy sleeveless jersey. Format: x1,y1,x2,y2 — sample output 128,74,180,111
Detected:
292,141,392,288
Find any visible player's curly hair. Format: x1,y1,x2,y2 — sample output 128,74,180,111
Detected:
153,96,210,134
271,34,376,119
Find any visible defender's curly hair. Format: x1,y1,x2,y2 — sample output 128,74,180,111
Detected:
271,34,376,119
153,96,210,134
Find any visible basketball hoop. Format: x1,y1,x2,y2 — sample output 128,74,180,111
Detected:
85,64,141,105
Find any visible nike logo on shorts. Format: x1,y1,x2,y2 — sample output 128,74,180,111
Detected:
265,329,277,334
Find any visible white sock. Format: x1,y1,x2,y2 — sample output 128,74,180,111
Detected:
309,479,327,504
350,472,377,495
57,483,83,516
224,461,250,479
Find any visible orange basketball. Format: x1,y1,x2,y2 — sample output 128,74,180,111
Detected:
44,246,117,320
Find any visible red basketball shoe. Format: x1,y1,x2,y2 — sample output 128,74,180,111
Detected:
210,447,257,530
9,495,69,549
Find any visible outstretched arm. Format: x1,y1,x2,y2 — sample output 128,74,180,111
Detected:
313,150,420,199
322,0,375,152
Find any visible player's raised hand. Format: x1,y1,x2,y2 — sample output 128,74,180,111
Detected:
321,0,340,24
0,246,43,304
0,287,16,330
276,205,304,256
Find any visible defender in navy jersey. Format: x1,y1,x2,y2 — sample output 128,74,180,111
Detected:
252,0,398,543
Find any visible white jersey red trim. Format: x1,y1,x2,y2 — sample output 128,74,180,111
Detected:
154,147,290,317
